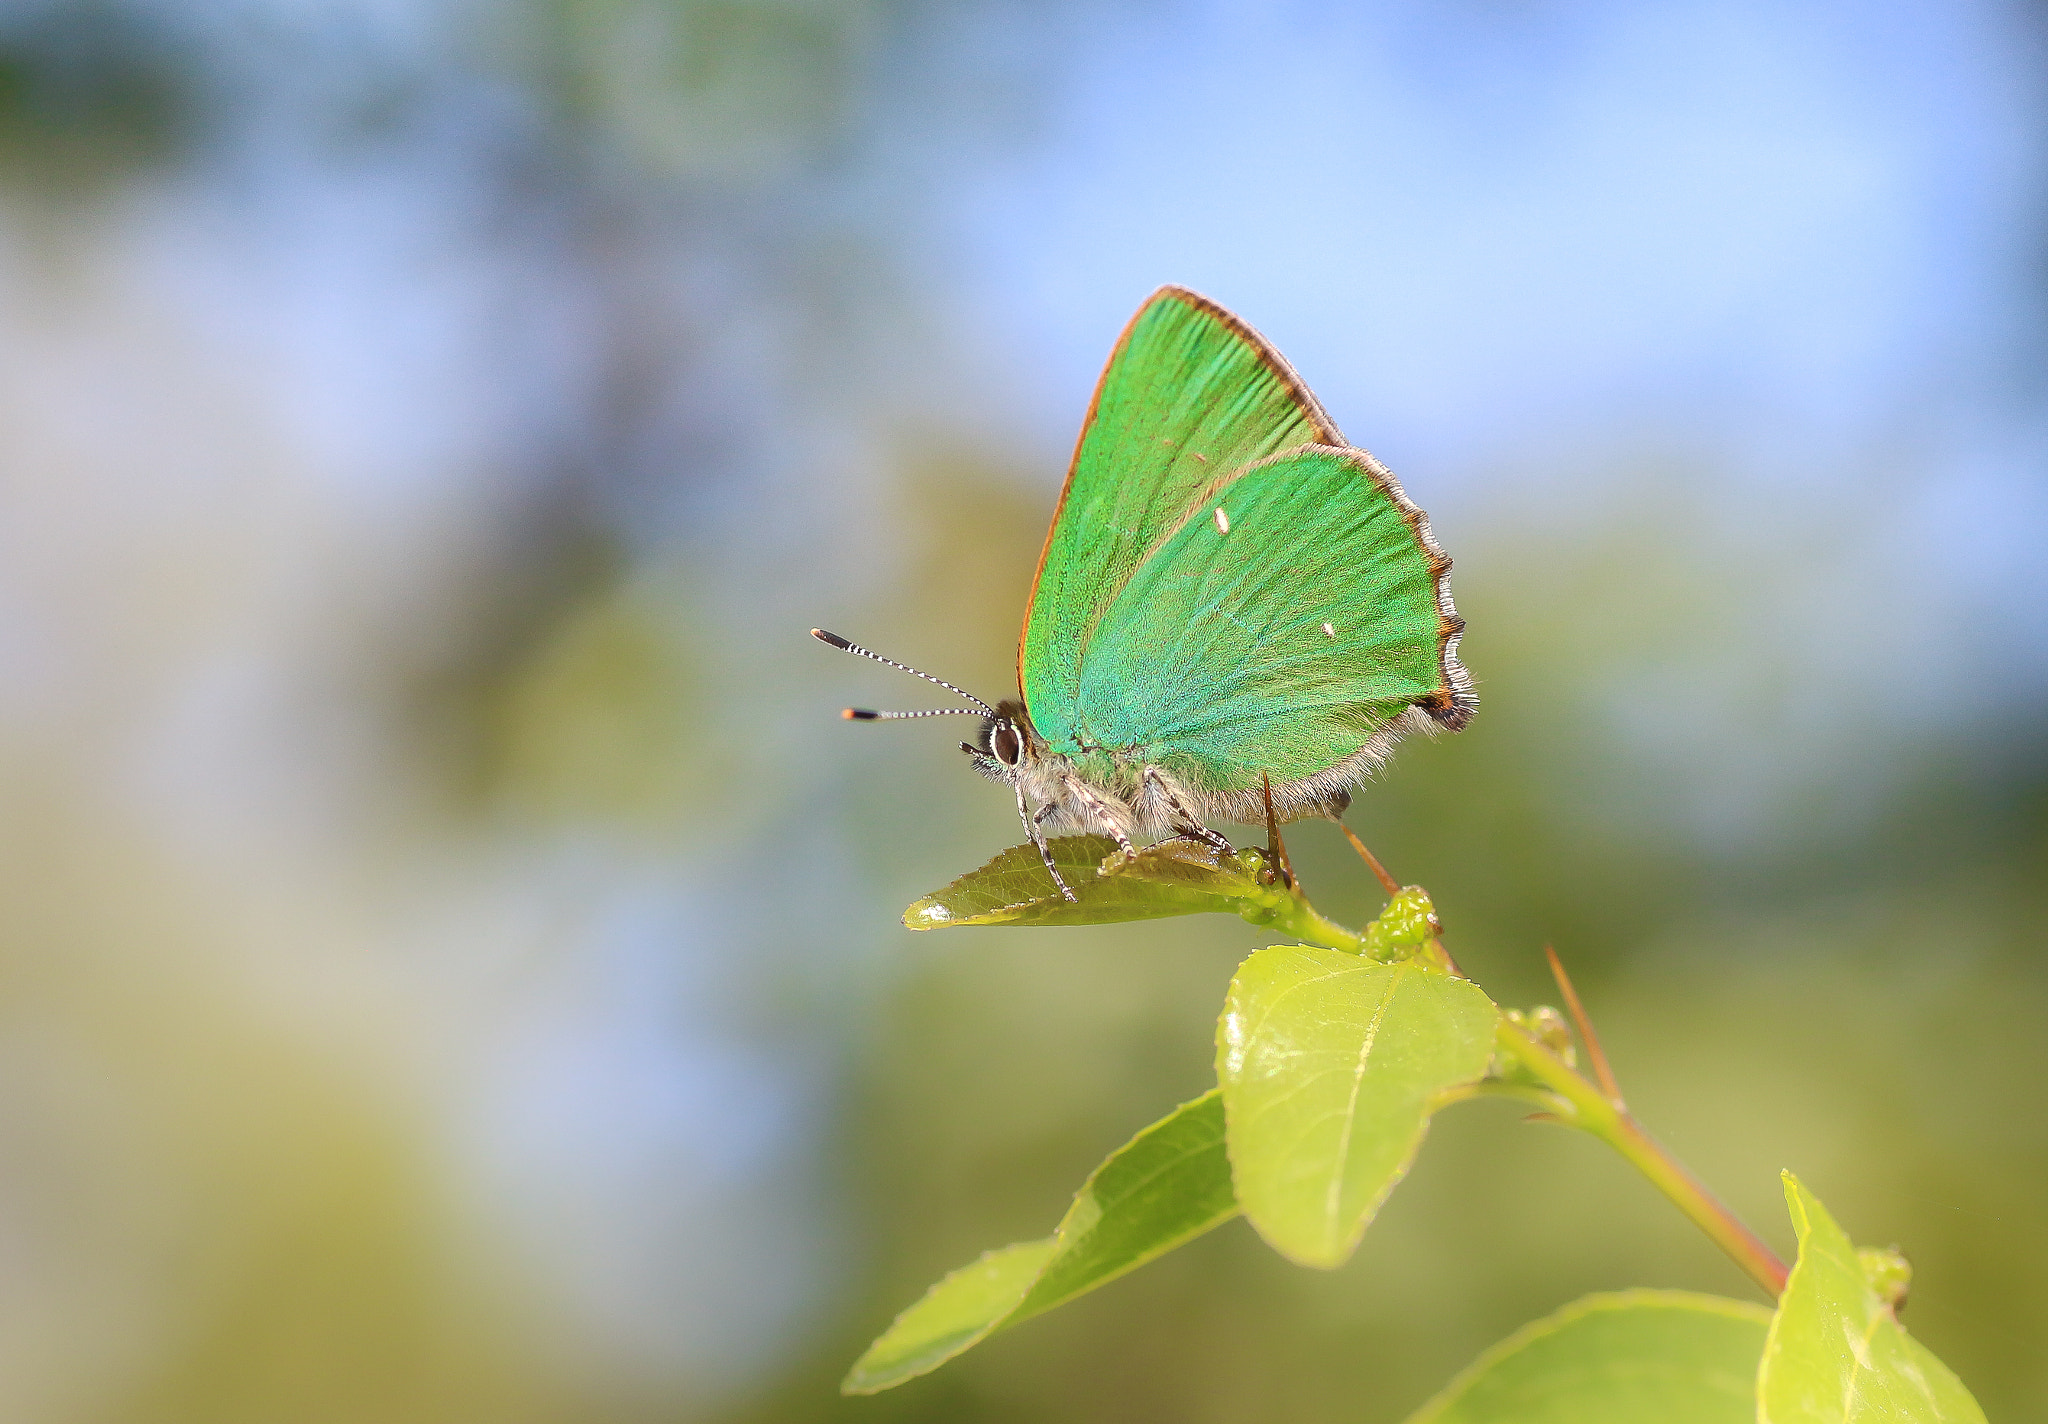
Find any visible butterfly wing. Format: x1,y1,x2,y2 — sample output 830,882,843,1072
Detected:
1065,443,1470,797
1020,288,1343,741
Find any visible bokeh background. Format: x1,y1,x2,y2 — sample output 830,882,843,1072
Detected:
0,1,2043,1420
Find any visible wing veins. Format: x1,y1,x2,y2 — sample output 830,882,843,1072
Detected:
1072,442,1344,695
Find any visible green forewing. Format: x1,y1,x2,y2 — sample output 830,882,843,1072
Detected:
1075,445,1446,790
1020,286,1458,787
1022,287,1341,736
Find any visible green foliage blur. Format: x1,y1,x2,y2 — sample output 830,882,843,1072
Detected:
0,3,2039,1423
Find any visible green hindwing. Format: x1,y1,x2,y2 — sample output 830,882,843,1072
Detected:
1019,288,1469,790
1078,445,1450,791
1022,287,1342,739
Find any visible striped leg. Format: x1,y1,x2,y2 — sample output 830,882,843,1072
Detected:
1059,774,1136,857
1143,766,1233,853
1016,780,1075,901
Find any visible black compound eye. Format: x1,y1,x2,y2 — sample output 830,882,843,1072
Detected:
993,723,1022,766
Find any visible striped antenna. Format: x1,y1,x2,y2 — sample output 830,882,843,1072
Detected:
843,706,985,721
811,629,998,719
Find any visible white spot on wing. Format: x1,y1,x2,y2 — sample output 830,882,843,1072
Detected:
1214,507,1229,534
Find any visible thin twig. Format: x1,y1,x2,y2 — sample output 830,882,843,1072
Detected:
1255,875,1789,1299
1335,821,1402,895
1492,1016,1790,1298
1545,945,1624,1107
1261,774,1297,892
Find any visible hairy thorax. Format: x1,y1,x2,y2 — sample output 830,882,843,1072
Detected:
981,723,1360,844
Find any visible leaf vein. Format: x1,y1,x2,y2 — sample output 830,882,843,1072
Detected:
1321,975,1402,1238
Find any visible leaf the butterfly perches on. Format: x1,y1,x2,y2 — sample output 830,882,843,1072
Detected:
819,286,1474,891
902,835,1263,930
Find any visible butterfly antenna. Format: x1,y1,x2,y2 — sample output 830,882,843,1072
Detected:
840,707,985,721
810,629,999,719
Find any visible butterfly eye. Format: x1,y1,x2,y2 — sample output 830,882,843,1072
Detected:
992,724,1023,766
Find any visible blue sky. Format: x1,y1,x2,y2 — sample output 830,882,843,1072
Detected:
0,1,2041,1410
942,2,2040,512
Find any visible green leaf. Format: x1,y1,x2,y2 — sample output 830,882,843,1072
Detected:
1009,1085,1237,1323
1103,834,1269,898
903,835,1260,929
1757,1172,1986,1423
841,1240,1056,1397
1217,947,1497,1268
1405,1289,1770,1424
843,1091,1237,1394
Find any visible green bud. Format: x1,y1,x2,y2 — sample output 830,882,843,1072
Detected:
1361,886,1437,963
1859,1245,1912,1310
1524,1005,1576,1065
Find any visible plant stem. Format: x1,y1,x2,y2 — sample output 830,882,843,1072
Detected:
1234,877,1366,954
1271,897,1790,1300
1492,1014,1790,1298
1544,943,1624,1104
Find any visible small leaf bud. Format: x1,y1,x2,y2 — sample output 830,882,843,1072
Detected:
1859,1245,1912,1311
1362,886,1437,963
1525,1005,1576,1064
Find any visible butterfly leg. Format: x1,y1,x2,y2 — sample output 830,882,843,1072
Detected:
1016,780,1076,901
1141,766,1234,854
1058,774,1137,858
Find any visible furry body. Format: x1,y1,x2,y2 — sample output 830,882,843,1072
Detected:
962,698,1449,854
823,286,1474,897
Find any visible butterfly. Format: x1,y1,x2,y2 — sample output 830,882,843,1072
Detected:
815,286,1473,899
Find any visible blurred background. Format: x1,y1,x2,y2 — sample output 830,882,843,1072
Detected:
0,0,2042,1420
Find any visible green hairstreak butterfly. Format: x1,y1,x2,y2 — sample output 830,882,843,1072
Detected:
815,286,1473,898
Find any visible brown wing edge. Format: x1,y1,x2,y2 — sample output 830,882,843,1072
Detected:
1191,444,1476,828
1313,441,1477,733
1016,285,1347,694
1136,438,1476,732
1036,437,1474,828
